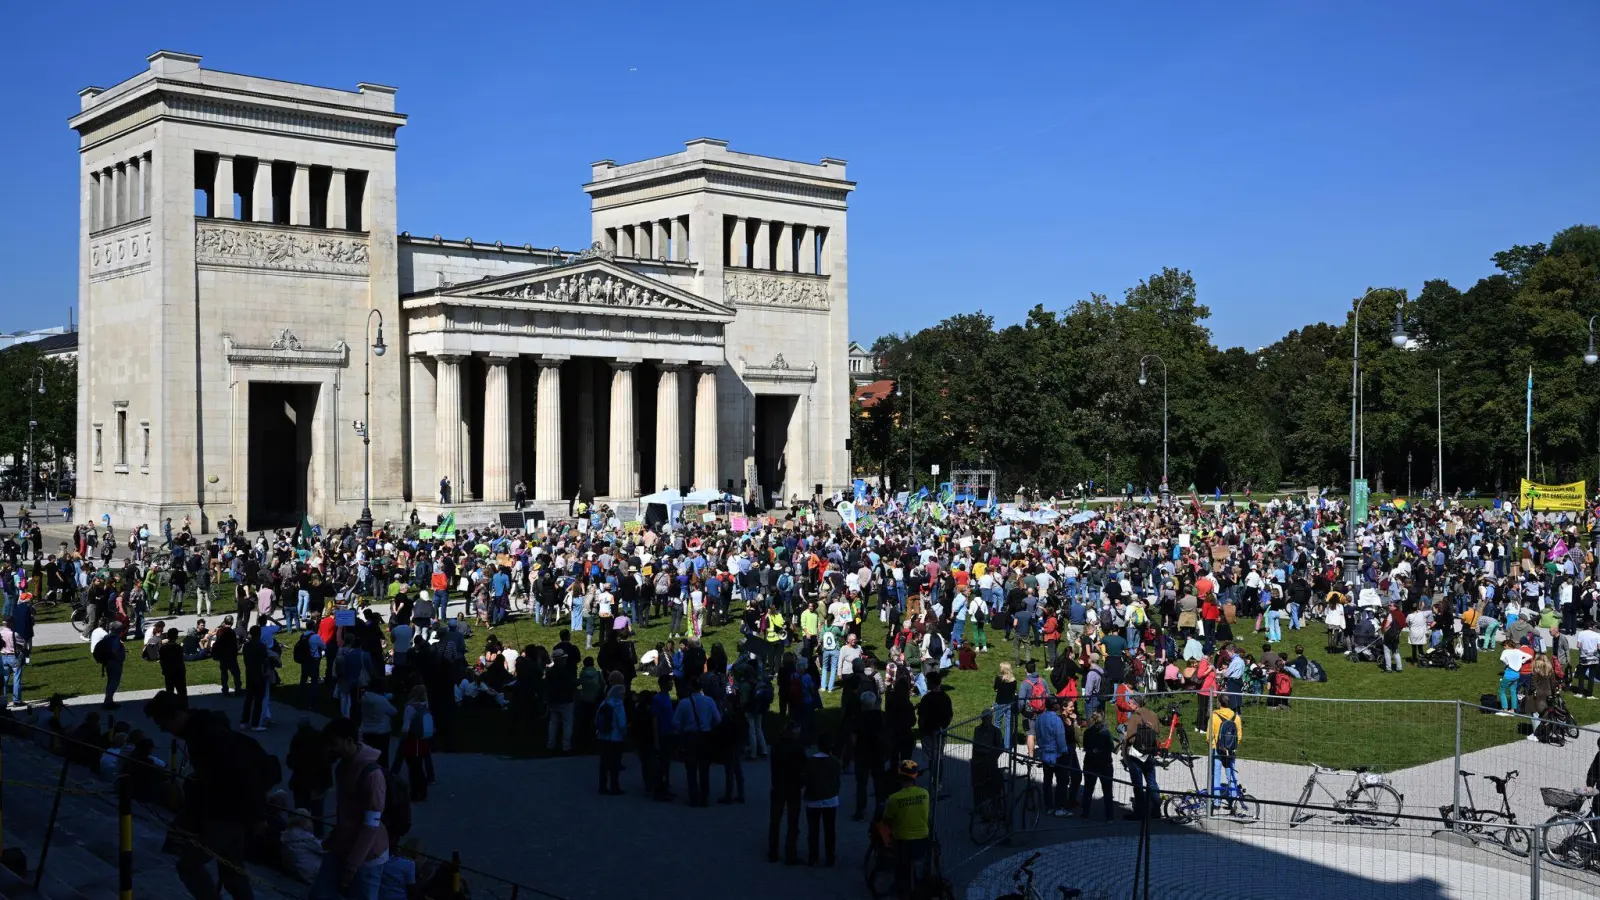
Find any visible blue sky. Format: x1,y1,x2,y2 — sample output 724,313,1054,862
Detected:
6,1,1599,349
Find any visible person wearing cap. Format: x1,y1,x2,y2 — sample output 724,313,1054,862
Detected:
883,759,930,895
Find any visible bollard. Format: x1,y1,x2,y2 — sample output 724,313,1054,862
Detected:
117,776,132,900
450,850,462,900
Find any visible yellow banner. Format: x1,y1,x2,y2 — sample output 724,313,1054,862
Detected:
1519,479,1587,511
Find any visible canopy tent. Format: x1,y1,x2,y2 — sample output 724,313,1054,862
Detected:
640,489,685,530
684,488,745,515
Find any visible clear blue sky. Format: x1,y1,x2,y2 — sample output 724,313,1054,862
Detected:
7,1,1599,349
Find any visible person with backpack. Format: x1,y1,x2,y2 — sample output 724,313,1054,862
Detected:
145,689,277,900
1118,694,1162,819
1208,701,1243,808
94,620,125,710
312,717,394,899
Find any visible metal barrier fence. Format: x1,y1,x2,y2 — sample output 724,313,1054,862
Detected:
930,692,1600,898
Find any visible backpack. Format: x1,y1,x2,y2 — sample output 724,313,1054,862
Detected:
594,700,616,738
93,634,117,666
1217,714,1239,755
359,763,411,837
1271,671,1293,696
926,632,944,662
972,605,986,627
1304,659,1328,683
293,634,311,665
753,680,775,710
1132,718,1160,756
821,629,839,652
1025,678,1047,715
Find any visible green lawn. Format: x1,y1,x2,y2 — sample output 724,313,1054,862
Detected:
21,601,1592,770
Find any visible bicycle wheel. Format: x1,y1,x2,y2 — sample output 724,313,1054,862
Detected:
1230,793,1259,822
862,844,895,899
1346,784,1403,828
1551,708,1581,740
1161,792,1197,825
70,605,89,635
1289,779,1315,827
969,799,1004,845
1499,822,1531,858
1541,814,1597,869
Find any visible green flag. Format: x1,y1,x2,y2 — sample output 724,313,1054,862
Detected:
300,514,314,545
438,511,457,538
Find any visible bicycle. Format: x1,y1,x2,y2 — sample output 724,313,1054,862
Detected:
969,755,1045,845
1157,753,1257,823
1538,786,1600,870
1438,769,1530,857
994,852,1081,900
1540,692,1580,743
1289,751,1403,828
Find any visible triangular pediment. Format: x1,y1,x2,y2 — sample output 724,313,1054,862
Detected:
428,258,733,319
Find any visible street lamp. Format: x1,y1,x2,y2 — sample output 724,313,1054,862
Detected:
1344,288,1407,589
895,381,914,493
1584,316,1599,488
354,309,386,536
26,366,43,510
1138,355,1169,494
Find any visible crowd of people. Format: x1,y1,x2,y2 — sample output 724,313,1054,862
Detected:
7,484,1600,898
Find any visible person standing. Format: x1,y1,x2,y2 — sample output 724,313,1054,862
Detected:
158,627,187,703
287,719,334,838
360,687,397,769
672,677,721,807
1034,696,1071,816
94,621,125,710
310,718,390,899
1208,701,1243,807
0,616,21,707
852,690,885,821
804,734,841,867
1079,711,1116,820
242,624,269,731
595,673,628,795
213,616,242,696
768,723,806,864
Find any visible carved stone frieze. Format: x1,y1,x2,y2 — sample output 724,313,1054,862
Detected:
483,271,696,311
196,221,370,277
722,271,830,311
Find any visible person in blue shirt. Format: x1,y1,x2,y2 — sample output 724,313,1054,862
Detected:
649,676,678,801
490,568,511,626
1034,697,1072,816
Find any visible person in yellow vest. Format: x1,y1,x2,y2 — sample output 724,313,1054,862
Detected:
1208,703,1243,810
764,605,787,672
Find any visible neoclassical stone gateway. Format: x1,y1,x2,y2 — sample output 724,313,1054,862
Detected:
73,52,854,530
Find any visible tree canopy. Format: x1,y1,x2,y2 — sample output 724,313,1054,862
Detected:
853,225,1600,496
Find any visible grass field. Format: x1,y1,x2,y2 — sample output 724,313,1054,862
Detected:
21,598,1596,769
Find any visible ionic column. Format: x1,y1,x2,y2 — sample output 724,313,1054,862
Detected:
435,354,465,503
656,362,684,491
482,355,513,502
798,224,816,274
214,155,234,219
728,217,747,266
693,365,719,491
653,220,670,260
752,219,771,269
609,360,639,497
329,169,348,230
534,356,566,500
291,163,312,226
673,217,689,261
252,158,274,222
777,221,794,271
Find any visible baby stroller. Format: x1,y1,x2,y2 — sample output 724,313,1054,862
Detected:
1346,612,1384,663
1415,644,1458,670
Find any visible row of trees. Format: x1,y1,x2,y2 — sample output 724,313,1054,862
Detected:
852,225,1600,496
0,343,76,499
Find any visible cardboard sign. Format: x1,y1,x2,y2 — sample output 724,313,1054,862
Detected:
730,515,749,532
1179,533,1192,549
334,609,356,626
702,512,717,523
624,520,644,534
993,525,1011,542
958,537,972,550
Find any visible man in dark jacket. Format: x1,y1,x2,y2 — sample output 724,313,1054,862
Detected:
158,628,187,703
768,722,806,864
915,673,954,779
852,690,886,821
241,625,269,731
146,690,267,900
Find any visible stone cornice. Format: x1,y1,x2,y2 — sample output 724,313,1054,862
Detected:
223,330,350,367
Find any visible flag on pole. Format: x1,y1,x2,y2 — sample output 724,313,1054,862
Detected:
1526,367,1533,433
438,511,457,538
299,514,315,546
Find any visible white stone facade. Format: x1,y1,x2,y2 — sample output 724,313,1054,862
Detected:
71,52,853,530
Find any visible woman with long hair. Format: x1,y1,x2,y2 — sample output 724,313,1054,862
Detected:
400,683,435,800
993,661,1018,748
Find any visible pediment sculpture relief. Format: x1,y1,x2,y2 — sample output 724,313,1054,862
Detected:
484,273,696,311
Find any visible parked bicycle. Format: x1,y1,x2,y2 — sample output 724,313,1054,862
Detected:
1289,751,1403,828
1157,753,1256,823
1438,769,1530,857
969,756,1045,845
993,852,1082,900
1538,786,1599,871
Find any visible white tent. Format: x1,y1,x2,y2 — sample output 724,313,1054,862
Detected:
684,488,745,514
640,489,685,529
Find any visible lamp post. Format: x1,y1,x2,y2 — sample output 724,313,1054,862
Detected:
26,366,43,510
1344,288,1408,589
1585,316,1599,489
354,309,386,536
1138,354,1169,494
895,381,914,493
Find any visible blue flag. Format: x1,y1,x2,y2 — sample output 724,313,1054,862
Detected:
1526,366,1533,433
